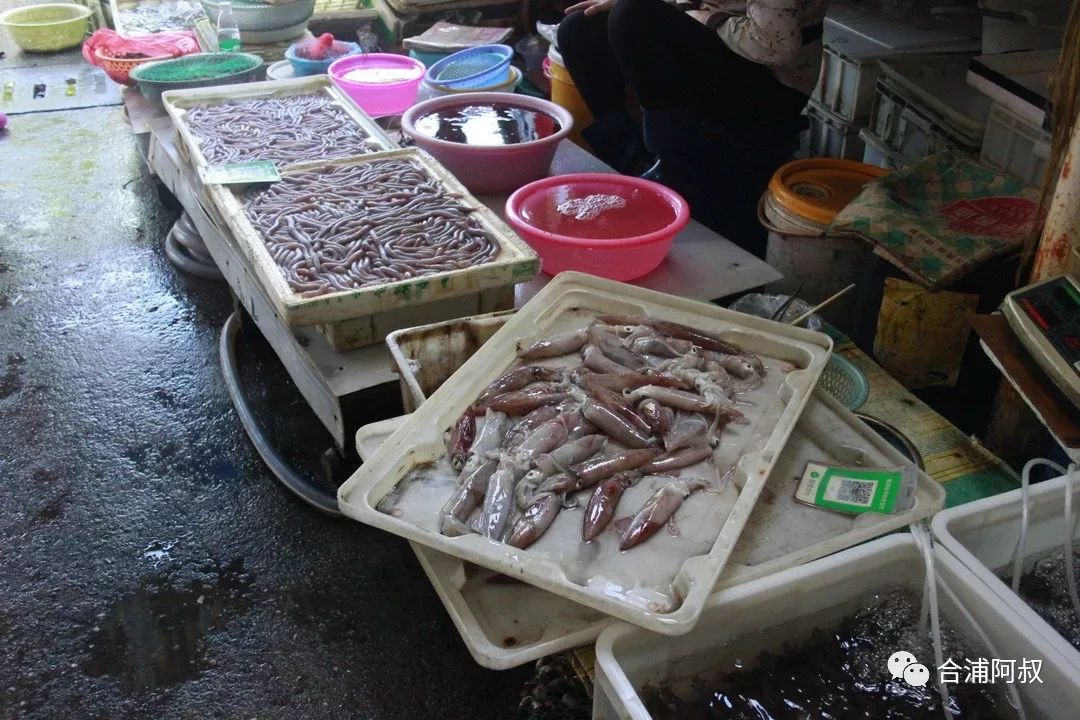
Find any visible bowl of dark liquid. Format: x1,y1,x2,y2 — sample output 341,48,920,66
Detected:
401,92,574,194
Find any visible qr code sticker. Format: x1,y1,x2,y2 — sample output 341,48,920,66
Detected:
829,477,876,507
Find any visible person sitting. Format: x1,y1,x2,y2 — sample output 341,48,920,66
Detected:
557,0,828,256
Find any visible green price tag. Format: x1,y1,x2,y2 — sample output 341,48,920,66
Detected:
201,161,281,185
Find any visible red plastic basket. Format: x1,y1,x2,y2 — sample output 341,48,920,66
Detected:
95,47,176,86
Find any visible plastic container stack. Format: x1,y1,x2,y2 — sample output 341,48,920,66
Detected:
861,54,991,170
803,12,980,163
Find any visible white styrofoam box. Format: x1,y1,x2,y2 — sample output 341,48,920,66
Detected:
356,393,945,668
593,534,1080,720
981,101,1052,188
339,272,832,636
933,473,1080,673
859,127,907,171
805,100,866,160
871,54,991,165
968,49,1057,127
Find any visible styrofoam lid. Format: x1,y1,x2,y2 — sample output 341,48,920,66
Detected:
767,158,887,225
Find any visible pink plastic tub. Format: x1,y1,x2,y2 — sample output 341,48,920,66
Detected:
505,174,690,281
328,53,425,117
400,92,573,194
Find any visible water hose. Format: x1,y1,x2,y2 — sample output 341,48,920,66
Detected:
1063,465,1080,616
219,312,342,516
1011,459,1067,592
911,523,1026,719
165,229,224,281
910,522,952,717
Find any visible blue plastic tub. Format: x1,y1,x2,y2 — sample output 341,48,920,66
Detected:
425,44,512,89
285,42,362,77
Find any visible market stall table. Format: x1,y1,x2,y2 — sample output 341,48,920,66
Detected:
132,91,779,449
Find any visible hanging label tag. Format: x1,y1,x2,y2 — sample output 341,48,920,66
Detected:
794,461,916,515
201,161,281,185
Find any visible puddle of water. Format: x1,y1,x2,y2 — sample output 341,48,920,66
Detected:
81,559,253,690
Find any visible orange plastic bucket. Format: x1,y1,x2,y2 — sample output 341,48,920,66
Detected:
545,49,592,149
760,158,887,326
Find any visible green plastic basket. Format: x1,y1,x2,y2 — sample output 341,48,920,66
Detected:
131,52,263,107
819,354,870,411
0,3,91,52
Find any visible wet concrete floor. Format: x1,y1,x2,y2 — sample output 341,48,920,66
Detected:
0,101,534,717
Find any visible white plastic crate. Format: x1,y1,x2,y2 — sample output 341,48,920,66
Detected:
356,393,946,669
593,534,1080,720
859,127,907,171
805,100,866,160
981,101,1052,187
813,32,890,123
933,473,1080,673
870,54,991,165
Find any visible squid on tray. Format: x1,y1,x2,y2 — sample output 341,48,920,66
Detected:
424,315,766,552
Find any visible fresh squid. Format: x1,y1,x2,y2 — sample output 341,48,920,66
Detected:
447,410,476,470
582,471,638,541
638,444,714,474
440,458,498,535
479,462,519,539
477,366,566,404
458,409,509,478
582,399,656,449
502,406,560,449
518,328,588,360
506,493,562,549
511,413,573,467
638,398,675,436
582,344,632,374
481,387,569,416
620,479,703,551
541,448,662,493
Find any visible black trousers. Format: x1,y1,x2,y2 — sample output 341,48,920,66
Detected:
556,0,809,129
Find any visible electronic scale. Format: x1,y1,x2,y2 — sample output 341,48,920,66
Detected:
1001,274,1080,408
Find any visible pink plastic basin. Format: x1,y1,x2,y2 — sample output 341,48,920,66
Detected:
400,92,573,195
328,53,425,117
505,174,690,281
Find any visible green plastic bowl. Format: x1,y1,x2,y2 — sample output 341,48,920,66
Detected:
819,354,870,411
0,3,91,52
131,52,264,107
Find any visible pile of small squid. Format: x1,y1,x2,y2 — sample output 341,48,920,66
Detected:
434,314,767,552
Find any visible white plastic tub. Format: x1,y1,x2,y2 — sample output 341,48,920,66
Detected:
593,533,1080,720
981,101,1052,188
933,473,1080,672
356,392,945,668
339,272,832,636
805,100,867,160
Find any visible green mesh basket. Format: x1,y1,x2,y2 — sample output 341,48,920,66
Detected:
131,53,263,107
819,354,870,411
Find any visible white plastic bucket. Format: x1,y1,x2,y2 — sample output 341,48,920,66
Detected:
760,190,866,328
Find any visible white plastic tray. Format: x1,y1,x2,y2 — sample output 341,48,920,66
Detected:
933,473,1080,672
340,272,832,635
163,76,395,173
593,533,1080,720
205,147,539,326
356,390,945,668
